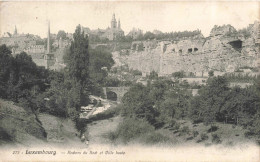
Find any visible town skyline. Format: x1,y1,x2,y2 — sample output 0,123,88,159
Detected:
1,1,259,38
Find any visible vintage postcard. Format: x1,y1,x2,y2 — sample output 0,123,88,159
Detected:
0,1,259,161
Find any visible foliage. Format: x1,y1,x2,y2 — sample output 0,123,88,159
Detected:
121,83,157,124
0,45,50,112
179,126,190,135
57,30,67,39
208,70,214,77
172,71,185,78
211,134,222,144
108,118,154,143
200,133,209,141
189,76,230,124
89,46,114,85
142,131,170,144
148,71,158,80
192,130,199,137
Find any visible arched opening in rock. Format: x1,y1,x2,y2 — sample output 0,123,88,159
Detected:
107,91,117,101
194,48,198,52
188,48,192,53
228,40,242,51
179,49,182,53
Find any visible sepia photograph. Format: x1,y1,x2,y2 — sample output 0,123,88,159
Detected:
0,1,259,161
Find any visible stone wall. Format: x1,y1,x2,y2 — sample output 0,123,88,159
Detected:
117,23,259,77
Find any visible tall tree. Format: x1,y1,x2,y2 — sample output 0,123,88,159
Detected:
66,25,90,108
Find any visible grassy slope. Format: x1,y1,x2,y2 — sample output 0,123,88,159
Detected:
37,113,87,148
0,99,46,147
158,120,256,147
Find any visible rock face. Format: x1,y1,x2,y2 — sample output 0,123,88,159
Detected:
115,23,259,76
0,99,47,145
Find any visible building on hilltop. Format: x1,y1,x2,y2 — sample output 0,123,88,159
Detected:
82,13,124,41
127,28,143,40
0,26,40,55
0,22,67,70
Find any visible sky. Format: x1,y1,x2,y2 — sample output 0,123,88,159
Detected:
0,1,259,38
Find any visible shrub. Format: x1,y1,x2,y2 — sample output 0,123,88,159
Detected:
208,125,218,133
192,130,199,137
212,134,222,144
200,133,209,141
108,118,154,143
143,132,170,144
169,120,180,130
179,126,190,135
244,131,255,138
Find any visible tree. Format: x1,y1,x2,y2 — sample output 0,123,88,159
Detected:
190,76,230,124
68,25,89,84
62,25,91,110
143,31,156,40
148,71,158,80
208,70,214,77
57,30,67,39
0,45,14,98
172,71,185,78
89,46,114,85
121,84,157,125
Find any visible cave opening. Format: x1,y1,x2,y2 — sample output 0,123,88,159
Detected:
228,40,242,51
194,48,198,52
188,48,192,53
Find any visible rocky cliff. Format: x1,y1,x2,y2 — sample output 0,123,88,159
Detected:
113,22,259,77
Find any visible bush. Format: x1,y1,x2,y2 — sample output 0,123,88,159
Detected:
179,126,190,136
142,131,170,144
108,118,154,143
212,134,222,144
208,125,218,133
244,131,255,138
200,133,209,141
192,130,199,137
169,120,180,130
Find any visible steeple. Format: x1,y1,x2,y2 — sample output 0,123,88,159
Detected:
47,20,50,54
111,13,117,29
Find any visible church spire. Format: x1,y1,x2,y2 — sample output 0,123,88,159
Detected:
111,13,117,29
47,20,50,54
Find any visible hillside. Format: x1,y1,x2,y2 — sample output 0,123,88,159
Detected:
0,99,46,146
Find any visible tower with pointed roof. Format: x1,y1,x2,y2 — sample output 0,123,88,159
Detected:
111,13,117,29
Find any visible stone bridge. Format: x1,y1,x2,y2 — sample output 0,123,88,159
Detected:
103,87,130,102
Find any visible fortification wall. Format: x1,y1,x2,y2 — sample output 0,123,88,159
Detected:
124,31,259,76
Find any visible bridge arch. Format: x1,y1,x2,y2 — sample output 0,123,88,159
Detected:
103,87,130,102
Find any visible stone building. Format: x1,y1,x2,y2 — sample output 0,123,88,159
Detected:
0,27,39,55
127,28,143,40
82,14,124,41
